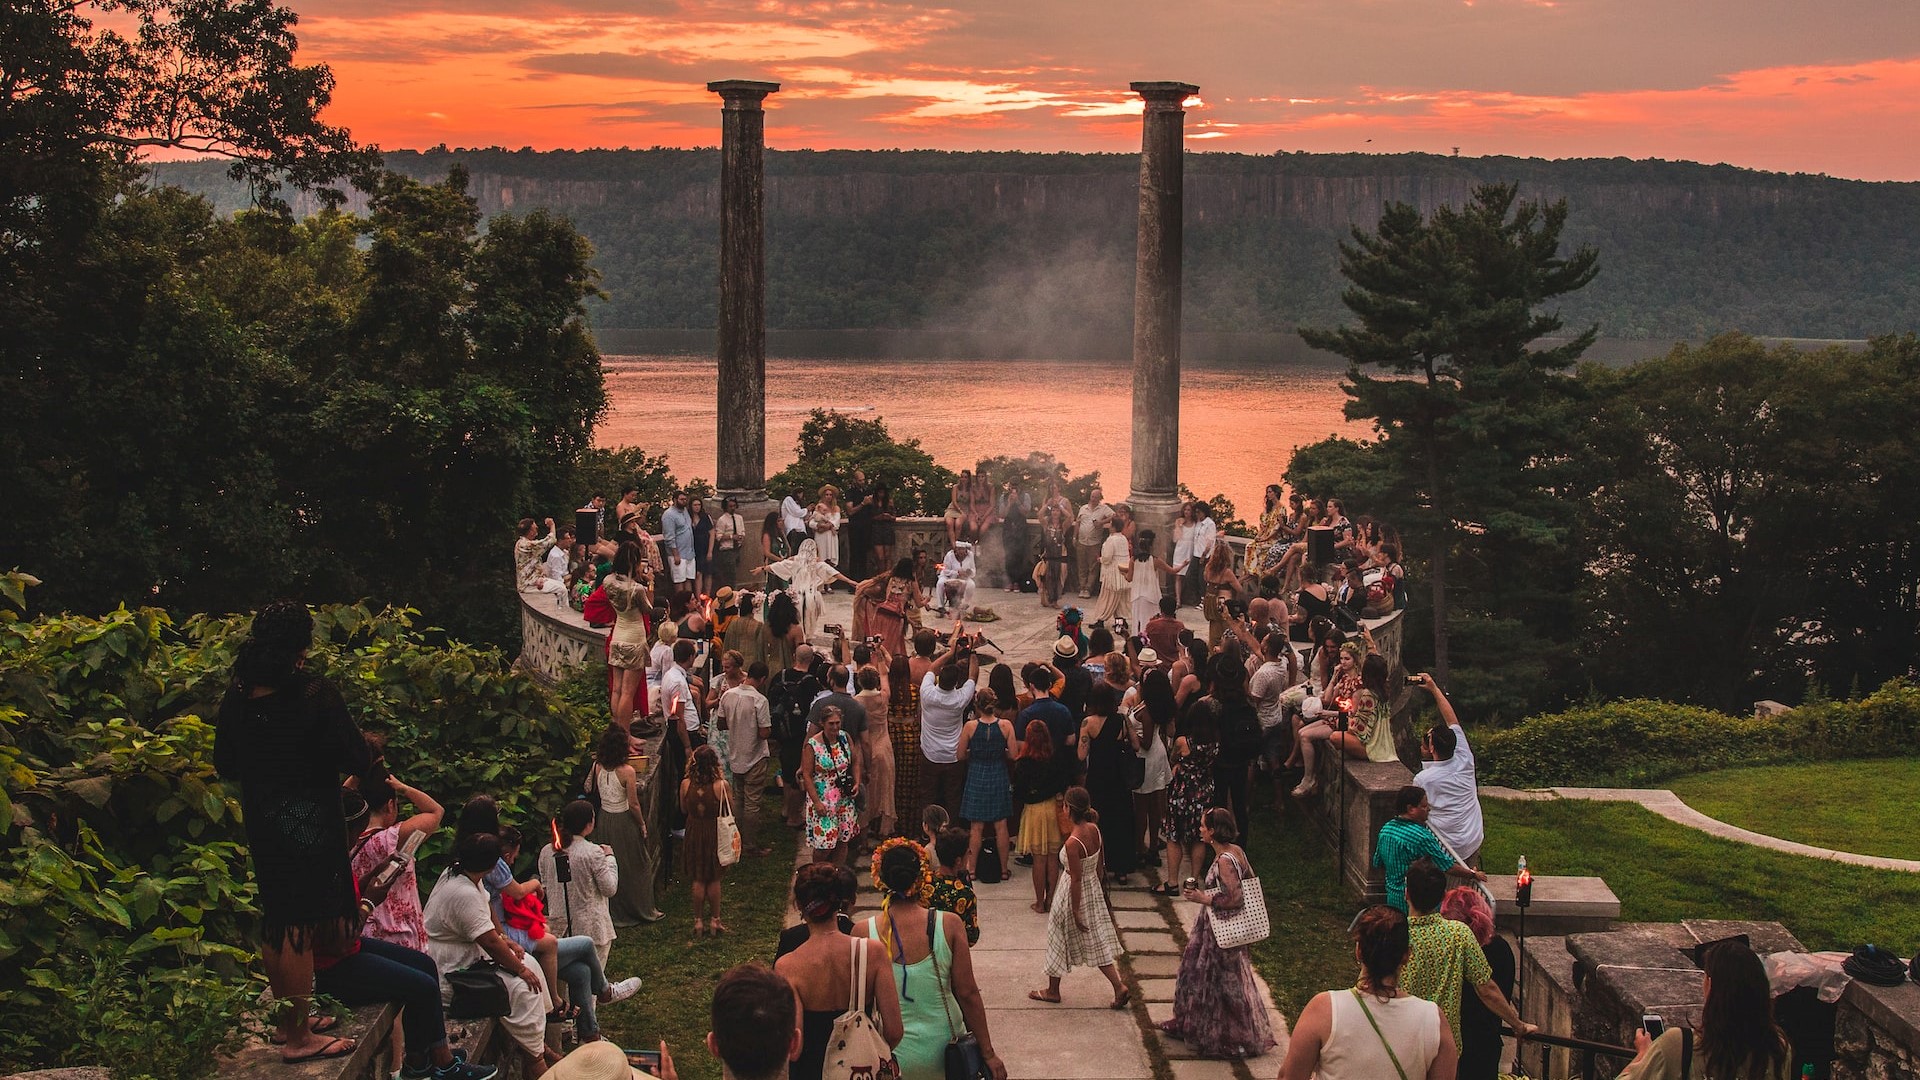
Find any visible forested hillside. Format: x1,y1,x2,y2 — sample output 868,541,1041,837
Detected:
151,149,1920,340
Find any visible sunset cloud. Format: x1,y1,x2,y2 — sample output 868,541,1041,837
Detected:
285,0,1920,179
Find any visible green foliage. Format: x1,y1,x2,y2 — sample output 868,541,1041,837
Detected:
769,410,956,516
1574,332,1920,708
970,452,1098,507
1,164,609,646
1477,677,1920,788
1177,483,1249,538
0,577,592,1076
1299,182,1599,683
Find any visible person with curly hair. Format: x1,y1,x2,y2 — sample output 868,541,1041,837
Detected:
867,840,1005,1080
213,600,371,1063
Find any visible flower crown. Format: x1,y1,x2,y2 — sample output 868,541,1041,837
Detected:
871,836,934,901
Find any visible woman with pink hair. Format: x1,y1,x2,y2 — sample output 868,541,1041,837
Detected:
1441,886,1516,1080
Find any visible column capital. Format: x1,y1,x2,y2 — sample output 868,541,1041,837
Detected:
1130,81,1199,110
707,80,781,109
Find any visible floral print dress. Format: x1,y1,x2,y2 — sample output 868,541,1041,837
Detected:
804,731,859,850
1161,739,1219,847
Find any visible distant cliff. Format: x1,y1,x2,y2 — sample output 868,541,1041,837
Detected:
149,149,1920,341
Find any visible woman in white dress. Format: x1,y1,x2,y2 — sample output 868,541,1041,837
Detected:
1170,504,1194,607
809,485,845,567
1027,787,1129,1010
1086,517,1133,628
424,832,555,1076
751,539,856,642
1128,530,1178,636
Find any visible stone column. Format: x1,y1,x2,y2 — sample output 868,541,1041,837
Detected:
1126,81,1197,567
709,79,779,584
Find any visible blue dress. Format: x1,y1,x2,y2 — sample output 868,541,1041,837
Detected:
959,719,1012,821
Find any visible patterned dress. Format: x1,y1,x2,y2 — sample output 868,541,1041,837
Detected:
803,732,859,850
928,872,980,945
889,684,922,835
1158,849,1277,1058
1161,739,1219,847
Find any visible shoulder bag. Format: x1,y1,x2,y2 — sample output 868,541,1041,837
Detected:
1349,989,1410,1080
582,762,603,811
824,936,900,1080
715,783,741,868
446,960,511,1019
1208,851,1271,950
929,909,991,1080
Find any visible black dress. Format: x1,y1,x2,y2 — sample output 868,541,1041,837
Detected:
212,674,370,952
1458,936,1517,1080
1084,716,1140,877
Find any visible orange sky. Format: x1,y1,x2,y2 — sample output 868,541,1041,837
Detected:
288,0,1920,180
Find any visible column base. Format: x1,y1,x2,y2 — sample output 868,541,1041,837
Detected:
717,487,775,588
1125,490,1182,558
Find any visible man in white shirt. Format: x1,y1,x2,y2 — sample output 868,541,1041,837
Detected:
916,630,981,819
1073,487,1114,598
1246,631,1301,810
1188,502,1218,607
539,526,574,606
932,541,977,615
661,490,696,587
718,661,775,857
660,639,703,746
1411,673,1484,865
779,488,810,554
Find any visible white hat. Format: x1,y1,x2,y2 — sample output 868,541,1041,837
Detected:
1301,696,1324,719
545,1041,653,1080
1136,647,1161,666
1053,635,1080,659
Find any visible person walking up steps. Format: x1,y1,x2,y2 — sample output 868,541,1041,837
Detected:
1027,787,1129,1009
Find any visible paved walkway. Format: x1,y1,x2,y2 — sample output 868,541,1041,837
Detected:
1483,785,1920,873
791,845,1292,1080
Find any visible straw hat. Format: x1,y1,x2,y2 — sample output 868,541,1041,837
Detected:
1136,647,1161,666
1053,635,1080,659
545,1041,654,1080
714,586,735,604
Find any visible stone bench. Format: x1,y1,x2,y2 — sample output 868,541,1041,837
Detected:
218,1004,398,1080
1301,754,1414,900
1836,978,1920,1080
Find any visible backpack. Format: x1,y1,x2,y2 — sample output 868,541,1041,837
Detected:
766,670,813,743
824,936,900,1080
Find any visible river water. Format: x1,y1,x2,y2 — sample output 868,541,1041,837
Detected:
599,355,1365,515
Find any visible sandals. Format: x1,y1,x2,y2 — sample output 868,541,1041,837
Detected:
281,1036,355,1064
1110,987,1132,1010
269,1013,341,1044
1150,883,1180,897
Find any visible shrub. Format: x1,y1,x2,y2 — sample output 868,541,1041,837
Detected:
1478,677,1920,788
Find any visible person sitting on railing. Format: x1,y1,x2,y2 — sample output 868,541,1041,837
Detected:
1371,788,1489,913
1400,859,1533,1062
1617,939,1793,1080
516,517,563,595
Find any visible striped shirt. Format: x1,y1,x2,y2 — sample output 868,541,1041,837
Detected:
1372,816,1456,913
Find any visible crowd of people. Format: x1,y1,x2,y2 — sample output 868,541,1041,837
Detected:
214,468,1802,1080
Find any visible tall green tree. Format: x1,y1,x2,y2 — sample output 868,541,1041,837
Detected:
1299,183,1599,682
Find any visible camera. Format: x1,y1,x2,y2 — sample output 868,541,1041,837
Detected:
1406,673,1425,686
823,623,845,636
1225,598,1248,619
1641,1014,1665,1040
864,635,883,648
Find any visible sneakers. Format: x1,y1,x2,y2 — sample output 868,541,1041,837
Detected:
401,1057,497,1080
602,977,642,1005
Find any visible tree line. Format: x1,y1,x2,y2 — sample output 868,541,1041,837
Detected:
1292,184,1920,720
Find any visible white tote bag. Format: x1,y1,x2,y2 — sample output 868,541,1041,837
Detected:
1209,851,1271,949
716,784,742,868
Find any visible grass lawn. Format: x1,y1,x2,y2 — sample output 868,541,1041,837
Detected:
1667,758,1920,862
1243,800,1364,1019
1480,799,1920,951
594,800,797,1080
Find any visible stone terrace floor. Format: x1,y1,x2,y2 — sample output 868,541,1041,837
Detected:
803,587,1210,668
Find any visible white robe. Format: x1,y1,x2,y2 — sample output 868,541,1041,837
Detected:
764,539,840,640
933,549,977,614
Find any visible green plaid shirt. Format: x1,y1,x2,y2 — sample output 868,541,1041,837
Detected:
1372,816,1456,913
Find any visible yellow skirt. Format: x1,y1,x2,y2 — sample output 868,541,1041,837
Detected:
1017,796,1063,857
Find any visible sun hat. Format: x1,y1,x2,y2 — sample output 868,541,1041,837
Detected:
714,585,735,603
1053,635,1080,659
545,1040,653,1080
1136,647,1161,666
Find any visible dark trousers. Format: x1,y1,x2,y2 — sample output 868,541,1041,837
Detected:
314,937,446,1060
1211,763,1252,843
921,759,969,823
